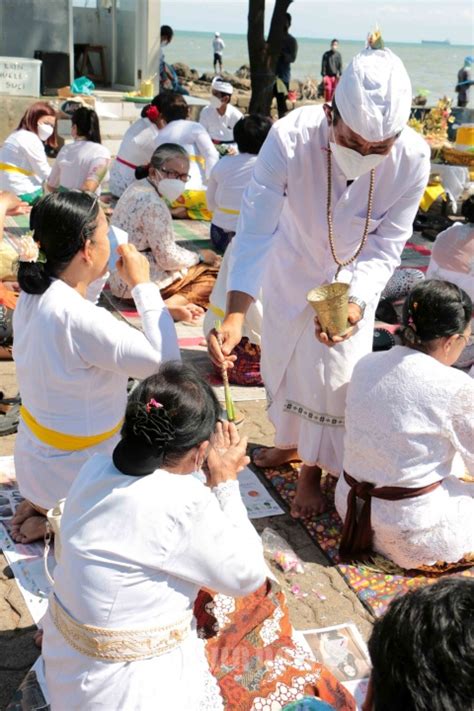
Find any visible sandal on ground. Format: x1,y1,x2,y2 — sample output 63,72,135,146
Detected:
0,401,20,436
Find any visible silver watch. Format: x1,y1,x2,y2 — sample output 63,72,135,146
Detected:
348,296,366,317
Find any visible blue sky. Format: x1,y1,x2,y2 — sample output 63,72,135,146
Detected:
161,0,474,45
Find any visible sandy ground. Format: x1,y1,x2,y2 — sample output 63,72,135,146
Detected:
0,358,373,710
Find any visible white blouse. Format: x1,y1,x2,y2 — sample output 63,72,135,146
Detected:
109,179,199,299
207,152,257,232
336,346,474,567
47,140,111,195
109,117,159,197
0,129,51,196
13,279,179,508
42,454,267,710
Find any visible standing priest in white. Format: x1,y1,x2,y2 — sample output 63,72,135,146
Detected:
208,47,430,517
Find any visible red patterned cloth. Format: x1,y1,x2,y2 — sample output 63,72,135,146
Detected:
194,580,355,710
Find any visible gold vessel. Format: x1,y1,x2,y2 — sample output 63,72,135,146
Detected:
307,282,350,338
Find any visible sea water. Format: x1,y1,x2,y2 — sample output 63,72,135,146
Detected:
164,31,474,107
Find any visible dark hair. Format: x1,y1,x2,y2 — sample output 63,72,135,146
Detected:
285,12,292,25
159,92,189,123
72,107,101,143
113,362,221,476
368,578,474,711
331,38,338,45
461,195,474,224
16,101,58,148
161,24,174,41
140,93,162,119
233,114,272,155
135,143,188,180
400,279,472,350
18,191,99,295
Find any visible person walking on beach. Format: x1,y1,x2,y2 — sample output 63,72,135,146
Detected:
213,32,225,73
321,39,342,102
208,46,430,519
274,13,298,119
455,56,474,108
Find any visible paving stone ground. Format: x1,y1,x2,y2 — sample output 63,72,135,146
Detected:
0,359,373,710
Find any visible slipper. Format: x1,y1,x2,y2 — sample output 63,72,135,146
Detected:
0,401,20,436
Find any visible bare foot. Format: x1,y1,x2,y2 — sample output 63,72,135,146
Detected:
291,465,326,518
11,514,47,544
33,629,43,649
11,499,36,526
168,304,204,324
252,446,300,468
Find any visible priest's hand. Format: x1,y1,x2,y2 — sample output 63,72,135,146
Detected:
206,421,250,486
207,314,242,370
314,303,363,347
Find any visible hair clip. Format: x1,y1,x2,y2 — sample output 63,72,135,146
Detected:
146,398,163,413
146,106,160,121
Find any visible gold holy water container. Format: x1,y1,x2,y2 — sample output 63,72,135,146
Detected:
307,282,350,339
140,79,154,98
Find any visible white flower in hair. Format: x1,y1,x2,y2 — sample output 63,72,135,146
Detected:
17,235,40,263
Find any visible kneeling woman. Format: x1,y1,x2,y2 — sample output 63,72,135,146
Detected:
12,192,179,543
42,363,267,710
109,143,221,317
336,280,474,570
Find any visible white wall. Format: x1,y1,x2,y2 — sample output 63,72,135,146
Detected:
0,0,70,58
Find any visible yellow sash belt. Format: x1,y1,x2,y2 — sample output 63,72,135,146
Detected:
217,206,240,215
189,154,206,167
20,405,123,451
0,162,35,177
209,303,225,319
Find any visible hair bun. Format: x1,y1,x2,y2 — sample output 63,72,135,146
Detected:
128,401,175,455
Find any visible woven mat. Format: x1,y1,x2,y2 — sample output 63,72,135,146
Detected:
259,463,473,617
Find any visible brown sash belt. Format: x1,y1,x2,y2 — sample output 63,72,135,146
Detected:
339,471,442,562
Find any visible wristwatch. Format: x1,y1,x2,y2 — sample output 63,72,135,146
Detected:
348,296,366,318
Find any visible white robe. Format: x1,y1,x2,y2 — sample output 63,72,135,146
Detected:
228,106,430,472
13,281,179,509
109,117,160,198
42,454,267,710
337,346,474,568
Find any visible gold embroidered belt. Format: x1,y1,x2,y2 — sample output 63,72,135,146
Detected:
50,594,193,661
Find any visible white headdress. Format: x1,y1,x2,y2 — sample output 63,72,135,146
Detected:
211,76,233,96
334,48,412,142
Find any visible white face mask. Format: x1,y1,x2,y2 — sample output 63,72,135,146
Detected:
209,95,223,109
329,141,387,180
37,123,54,142
157,178,185,203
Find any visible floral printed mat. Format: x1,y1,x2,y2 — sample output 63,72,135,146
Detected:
260,465,473,617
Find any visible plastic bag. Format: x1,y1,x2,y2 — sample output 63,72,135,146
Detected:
71,76,95,95
262,527,304,574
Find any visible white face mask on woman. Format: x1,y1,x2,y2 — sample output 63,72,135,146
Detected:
329,140,387,180
37,123,54,142
157,178,186,203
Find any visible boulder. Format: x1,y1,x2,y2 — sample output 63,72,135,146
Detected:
235,64,251,79
172,63,199,81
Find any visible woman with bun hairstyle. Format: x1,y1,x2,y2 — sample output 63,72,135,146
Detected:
11,191,179,543
47,107,110,195
109,94,165,198
0,101,57,203
336,280,474,570
42,362,267,710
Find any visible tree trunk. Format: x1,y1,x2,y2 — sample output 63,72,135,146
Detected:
248,0,293,115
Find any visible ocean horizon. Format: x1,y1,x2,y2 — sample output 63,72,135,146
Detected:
164,30,474,107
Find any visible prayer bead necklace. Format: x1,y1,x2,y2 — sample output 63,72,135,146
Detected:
326,148,375,279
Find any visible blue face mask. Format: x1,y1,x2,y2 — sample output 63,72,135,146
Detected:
107,225,128,272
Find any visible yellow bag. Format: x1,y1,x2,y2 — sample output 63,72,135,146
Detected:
171,189,213,221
